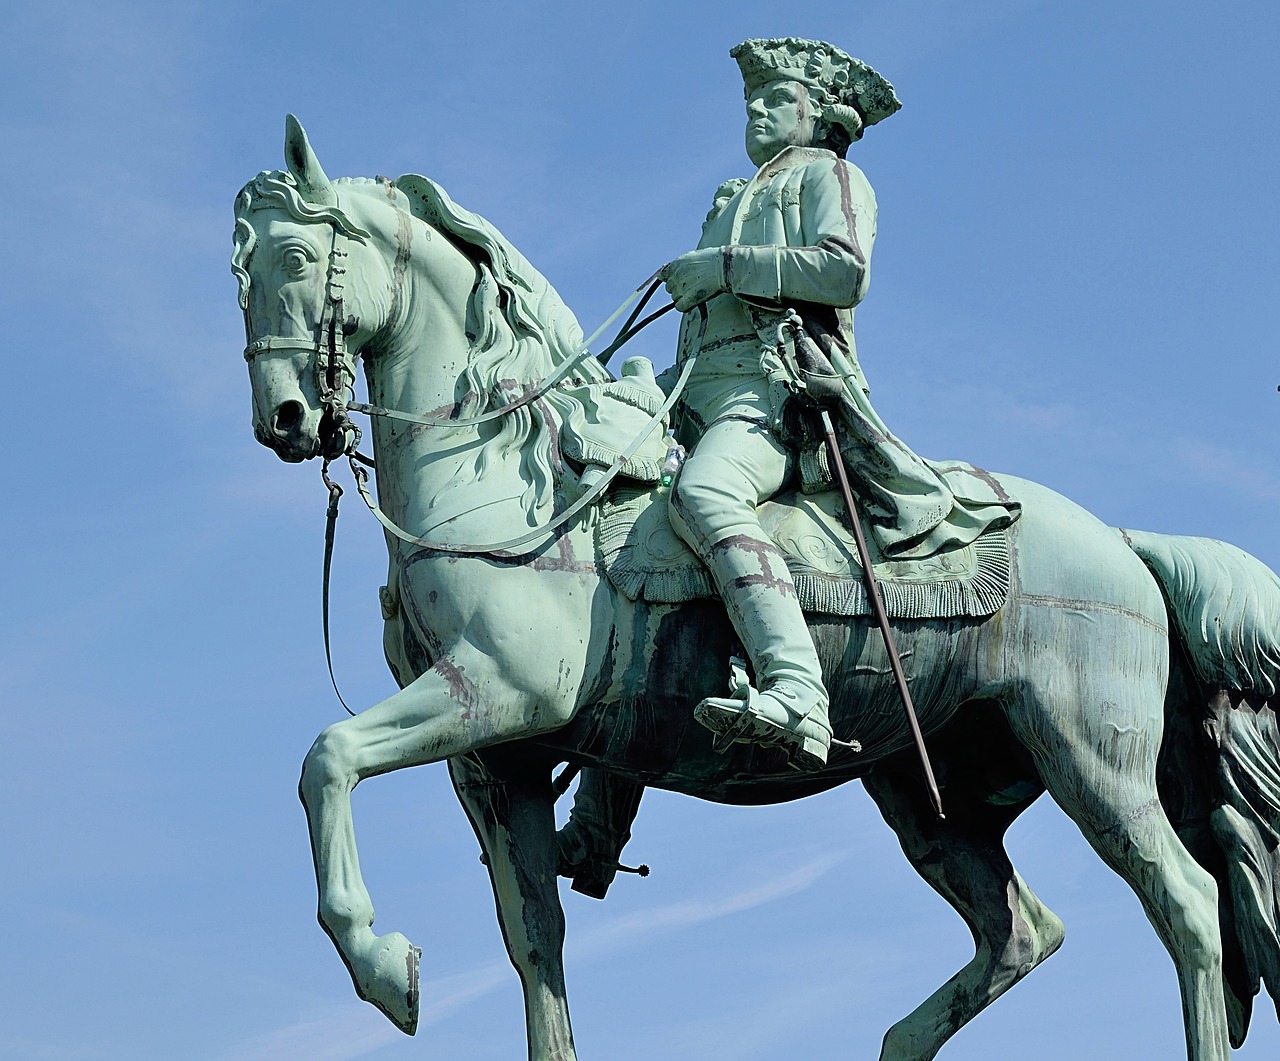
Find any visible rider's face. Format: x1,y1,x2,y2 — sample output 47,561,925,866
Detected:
745,80,818,167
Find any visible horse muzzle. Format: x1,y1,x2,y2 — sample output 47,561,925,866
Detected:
256,398,323,462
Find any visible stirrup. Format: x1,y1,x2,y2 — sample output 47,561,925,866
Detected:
694,683,832,771
555,819,650,901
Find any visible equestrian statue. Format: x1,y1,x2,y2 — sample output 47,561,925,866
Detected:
232,37,1280,1061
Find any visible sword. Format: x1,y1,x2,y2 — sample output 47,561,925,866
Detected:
819,409,945,820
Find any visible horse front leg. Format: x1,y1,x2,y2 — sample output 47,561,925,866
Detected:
298,650,568,1035
451,754,577,1061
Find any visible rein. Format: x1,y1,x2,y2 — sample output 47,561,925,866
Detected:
344,275,671,431
309,255,694,712
348,302,703,555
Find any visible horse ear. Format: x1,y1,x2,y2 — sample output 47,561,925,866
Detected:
393,173,439,225
284,114,336,206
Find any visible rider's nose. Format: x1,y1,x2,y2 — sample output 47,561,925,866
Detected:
747,99,767,118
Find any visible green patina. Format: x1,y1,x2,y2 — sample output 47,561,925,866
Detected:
233,41,1280,1061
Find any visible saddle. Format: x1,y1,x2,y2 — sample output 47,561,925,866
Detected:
552,357,672,484
597,464,1012,621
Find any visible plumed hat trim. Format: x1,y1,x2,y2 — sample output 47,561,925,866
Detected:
731,37,901,128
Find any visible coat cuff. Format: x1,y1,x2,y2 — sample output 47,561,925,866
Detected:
725,244,781,304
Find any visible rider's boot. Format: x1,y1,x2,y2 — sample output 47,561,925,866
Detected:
692,533,832,770
556,769,645,899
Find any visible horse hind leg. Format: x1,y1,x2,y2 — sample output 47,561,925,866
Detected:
450,753,578,1061
865,717,1063,1061
1011,666,1231,1061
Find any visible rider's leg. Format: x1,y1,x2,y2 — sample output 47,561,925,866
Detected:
668,417,831,769
556,768,645,899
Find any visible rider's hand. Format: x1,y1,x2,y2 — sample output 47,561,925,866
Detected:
660,248,729,312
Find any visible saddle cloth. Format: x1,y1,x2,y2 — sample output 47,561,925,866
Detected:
597,462,1012,621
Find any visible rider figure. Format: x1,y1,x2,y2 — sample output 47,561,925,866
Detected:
659,37,1015,770
560,38,1020,894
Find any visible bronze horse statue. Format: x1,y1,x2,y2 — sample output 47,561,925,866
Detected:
233,118,1280,1060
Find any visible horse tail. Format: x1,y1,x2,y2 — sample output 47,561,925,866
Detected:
1124,528,1280,1044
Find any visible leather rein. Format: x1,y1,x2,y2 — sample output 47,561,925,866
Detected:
342,273,693,556
245,218,693,712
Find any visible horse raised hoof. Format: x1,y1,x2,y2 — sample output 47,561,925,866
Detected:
355,931,421,1035
694,690,831,771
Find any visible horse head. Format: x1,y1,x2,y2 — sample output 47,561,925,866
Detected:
234,121,620,543
232,116,406,462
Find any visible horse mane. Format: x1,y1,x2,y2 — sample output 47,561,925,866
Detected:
233,168,613,518
393,173,612,400
393,173,614,516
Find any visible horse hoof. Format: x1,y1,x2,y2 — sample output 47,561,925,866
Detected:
357,932,421,1035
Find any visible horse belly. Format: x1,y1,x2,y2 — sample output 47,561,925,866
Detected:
552,599,749,794
813,614,993,765
548,601,995,802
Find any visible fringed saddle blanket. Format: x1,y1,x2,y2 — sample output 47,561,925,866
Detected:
597,464,1011,621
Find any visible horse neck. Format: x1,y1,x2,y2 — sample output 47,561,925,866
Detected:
357,227,531,536
363,228,473,435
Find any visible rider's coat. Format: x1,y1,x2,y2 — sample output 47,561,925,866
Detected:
672,145,1018,557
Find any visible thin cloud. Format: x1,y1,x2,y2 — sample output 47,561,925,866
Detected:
419,964,516,1027
221,852,843,1059
418,850,846,1024
220,1004,401,1061
908,375,1280,514
636,974,860,1061
423,850,847,1022
1175,440,1280,503
567,851,846,963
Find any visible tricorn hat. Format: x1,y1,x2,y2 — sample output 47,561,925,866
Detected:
730,37,901,130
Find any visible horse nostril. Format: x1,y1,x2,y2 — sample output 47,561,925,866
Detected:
273,400,304,435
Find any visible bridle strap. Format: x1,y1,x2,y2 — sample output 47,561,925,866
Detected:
344,274,669,431
244,336,318,360
314,230,363,453
243,225,362,456
348,303,706,556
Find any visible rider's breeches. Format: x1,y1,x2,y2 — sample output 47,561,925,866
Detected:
668,417,828,712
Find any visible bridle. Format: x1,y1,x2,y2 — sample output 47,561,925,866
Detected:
246,209,692,543
243,224,362,462
244,207,696,714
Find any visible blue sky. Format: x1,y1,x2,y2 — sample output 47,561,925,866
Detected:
3,1,1279,1058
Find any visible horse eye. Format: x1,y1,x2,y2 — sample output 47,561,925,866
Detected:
283,249,309,276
